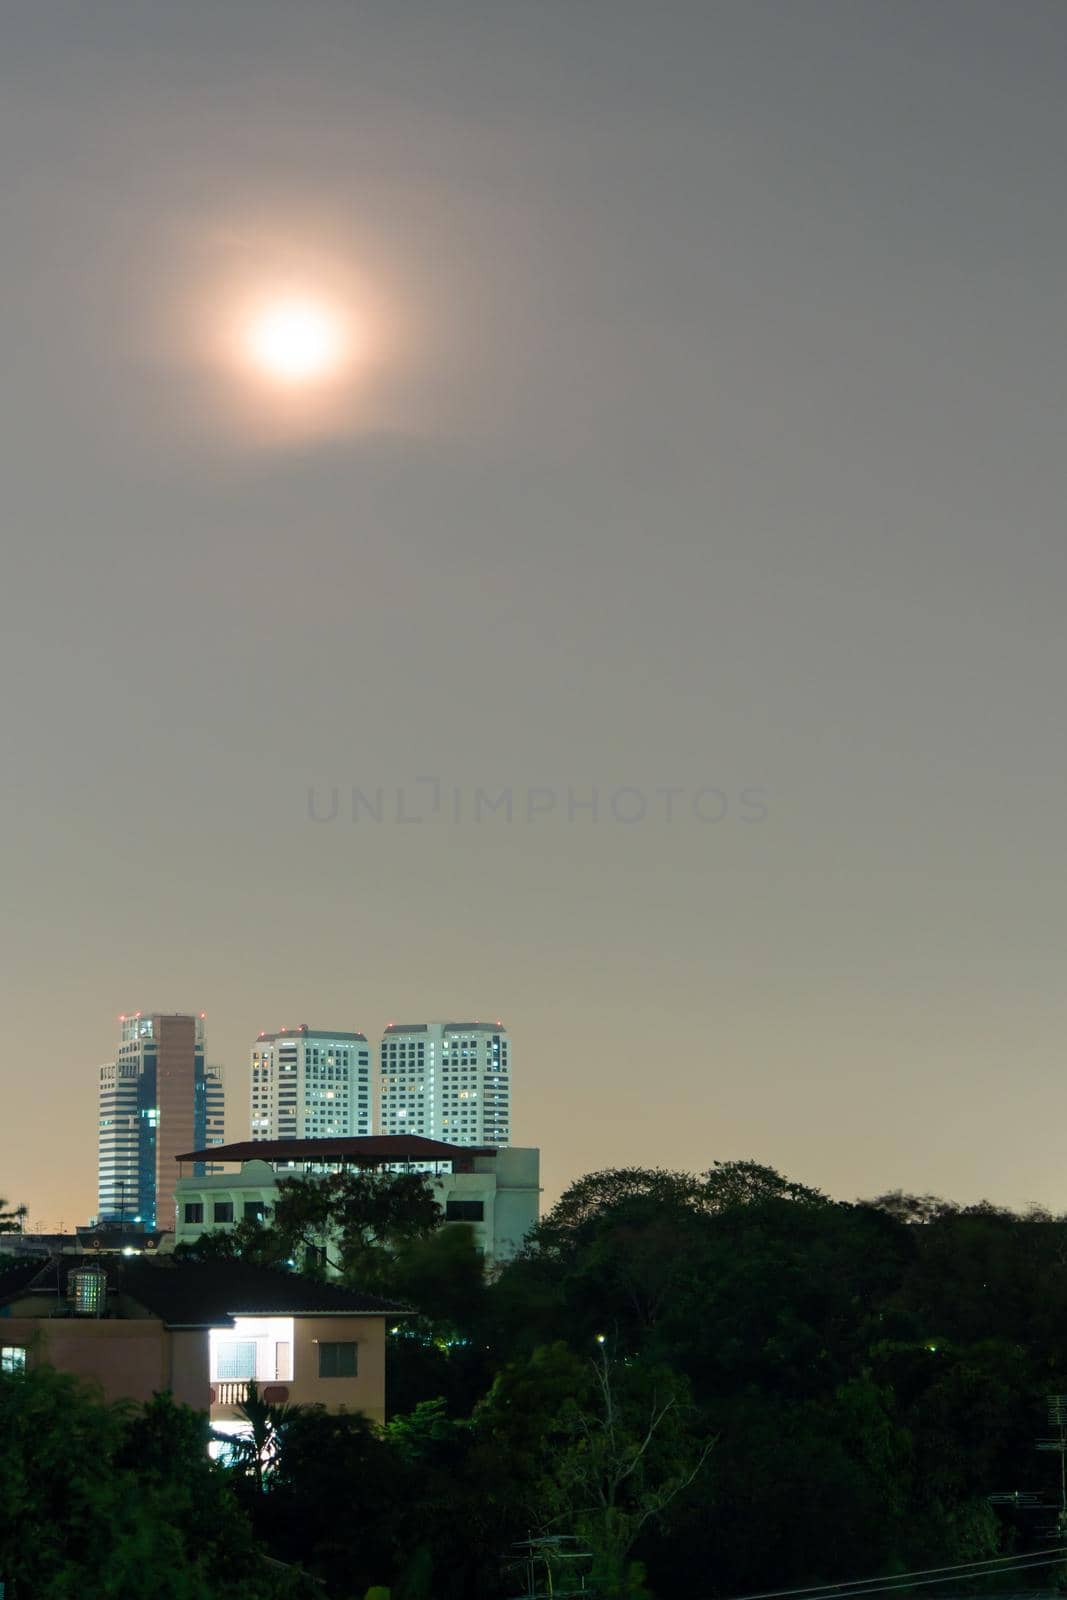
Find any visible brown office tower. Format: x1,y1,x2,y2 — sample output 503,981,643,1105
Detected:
97,1012,225,1233
155,1015,197,1231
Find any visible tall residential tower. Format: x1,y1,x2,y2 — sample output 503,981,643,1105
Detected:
379,1022,510,1146
250,1026,371,1141
97,1012,225,1231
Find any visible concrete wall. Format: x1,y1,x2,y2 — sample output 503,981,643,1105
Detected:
168,1327,212,1409
289,1314,388,1423
174,1161,280,1242
480,1146,541,1260
0,1317,208,1409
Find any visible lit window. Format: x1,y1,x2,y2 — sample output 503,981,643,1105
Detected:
1,1346,27,1374
215,1341,257,1380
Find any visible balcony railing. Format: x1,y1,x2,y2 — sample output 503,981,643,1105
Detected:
213,1381,250,1406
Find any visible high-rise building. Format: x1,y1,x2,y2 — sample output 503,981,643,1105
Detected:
379,1022,510,1146
250,1026,371,1142
97,1012,225,1232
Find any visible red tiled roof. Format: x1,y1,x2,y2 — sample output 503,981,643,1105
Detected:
176,1134,493,1165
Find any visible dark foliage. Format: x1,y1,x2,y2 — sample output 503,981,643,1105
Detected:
0,1370,305,1598
8,1164,1067,1600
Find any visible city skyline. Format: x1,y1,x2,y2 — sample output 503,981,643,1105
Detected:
18,960,1065,1237
5,1,1067,1236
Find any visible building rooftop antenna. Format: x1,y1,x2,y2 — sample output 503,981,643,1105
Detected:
506,1534,594,1600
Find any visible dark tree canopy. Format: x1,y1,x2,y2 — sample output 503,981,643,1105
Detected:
271,1168,442,1286
0,1369,305,1598
9,1160,1067,1600
0,1196,27,1235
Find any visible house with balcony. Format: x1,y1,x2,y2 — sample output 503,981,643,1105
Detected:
0,1254,407,1430
173,1134,540,1270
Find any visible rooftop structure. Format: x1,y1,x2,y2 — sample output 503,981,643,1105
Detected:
177,1133,486,1172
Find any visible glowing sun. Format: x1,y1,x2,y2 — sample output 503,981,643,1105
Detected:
243,298,349,383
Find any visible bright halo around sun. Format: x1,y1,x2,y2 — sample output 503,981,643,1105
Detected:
160,217,408,446
243,297,349,384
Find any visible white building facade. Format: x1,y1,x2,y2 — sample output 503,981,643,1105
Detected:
379,1021,511,1145
250,1027,371,1141
173,1141,540,1269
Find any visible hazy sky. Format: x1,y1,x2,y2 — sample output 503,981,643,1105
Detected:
3,0,1066,1230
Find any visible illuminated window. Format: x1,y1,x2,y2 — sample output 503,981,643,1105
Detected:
1,1346,26,1374
216,1341,257,1380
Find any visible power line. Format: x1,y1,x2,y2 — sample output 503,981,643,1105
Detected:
818,1553,1067,1600
722,1547,1067,1600
726,1546,1067,1599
